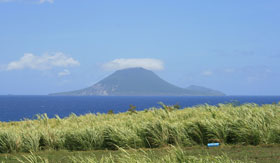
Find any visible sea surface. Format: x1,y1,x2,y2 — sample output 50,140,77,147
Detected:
0,96,280,122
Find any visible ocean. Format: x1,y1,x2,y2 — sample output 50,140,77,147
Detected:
0,96,279,122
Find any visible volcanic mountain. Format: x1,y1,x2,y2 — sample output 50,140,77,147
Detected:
50,68,225,96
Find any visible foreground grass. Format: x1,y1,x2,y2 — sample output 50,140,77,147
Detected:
1,145,280,163
1,103,280,162
1,103,280,153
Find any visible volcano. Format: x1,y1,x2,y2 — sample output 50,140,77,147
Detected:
50,68,225,96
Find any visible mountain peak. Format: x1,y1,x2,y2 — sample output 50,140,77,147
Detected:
114,67,153,74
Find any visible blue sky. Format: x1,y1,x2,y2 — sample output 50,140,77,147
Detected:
0,0,279,95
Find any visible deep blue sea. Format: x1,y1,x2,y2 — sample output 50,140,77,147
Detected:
0,96,280,122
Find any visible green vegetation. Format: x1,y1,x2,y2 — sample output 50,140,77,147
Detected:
107,110,114,115
1,103,280,162
1,103,280,152
128,104,137,114
2,145,280,162
15,147,246,163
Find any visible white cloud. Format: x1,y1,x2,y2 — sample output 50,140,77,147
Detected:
201,70,213,76
39,0,53,3
58,69,71,77
0,0,53,4
6,52,80,71
102,58,164,71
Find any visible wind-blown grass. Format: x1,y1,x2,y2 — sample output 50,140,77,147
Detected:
0,103,280,153
15,147,246,163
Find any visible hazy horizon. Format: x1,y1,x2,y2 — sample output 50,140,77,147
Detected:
0,1,279,95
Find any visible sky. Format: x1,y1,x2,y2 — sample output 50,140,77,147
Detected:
0,0,279,95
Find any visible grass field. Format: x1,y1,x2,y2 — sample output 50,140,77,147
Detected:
1,145,280,162
1,103,280,162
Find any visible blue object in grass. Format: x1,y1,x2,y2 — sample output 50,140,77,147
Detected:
207,143,220,147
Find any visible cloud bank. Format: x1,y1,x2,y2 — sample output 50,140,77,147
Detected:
6,53,80,71
102,58,164,71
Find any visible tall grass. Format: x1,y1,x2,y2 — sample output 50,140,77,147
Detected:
16,147,247,163
1,103,280,153
16,152,49,163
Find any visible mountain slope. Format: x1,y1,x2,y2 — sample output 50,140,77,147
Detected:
50,68,225,96
185,85,225,96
